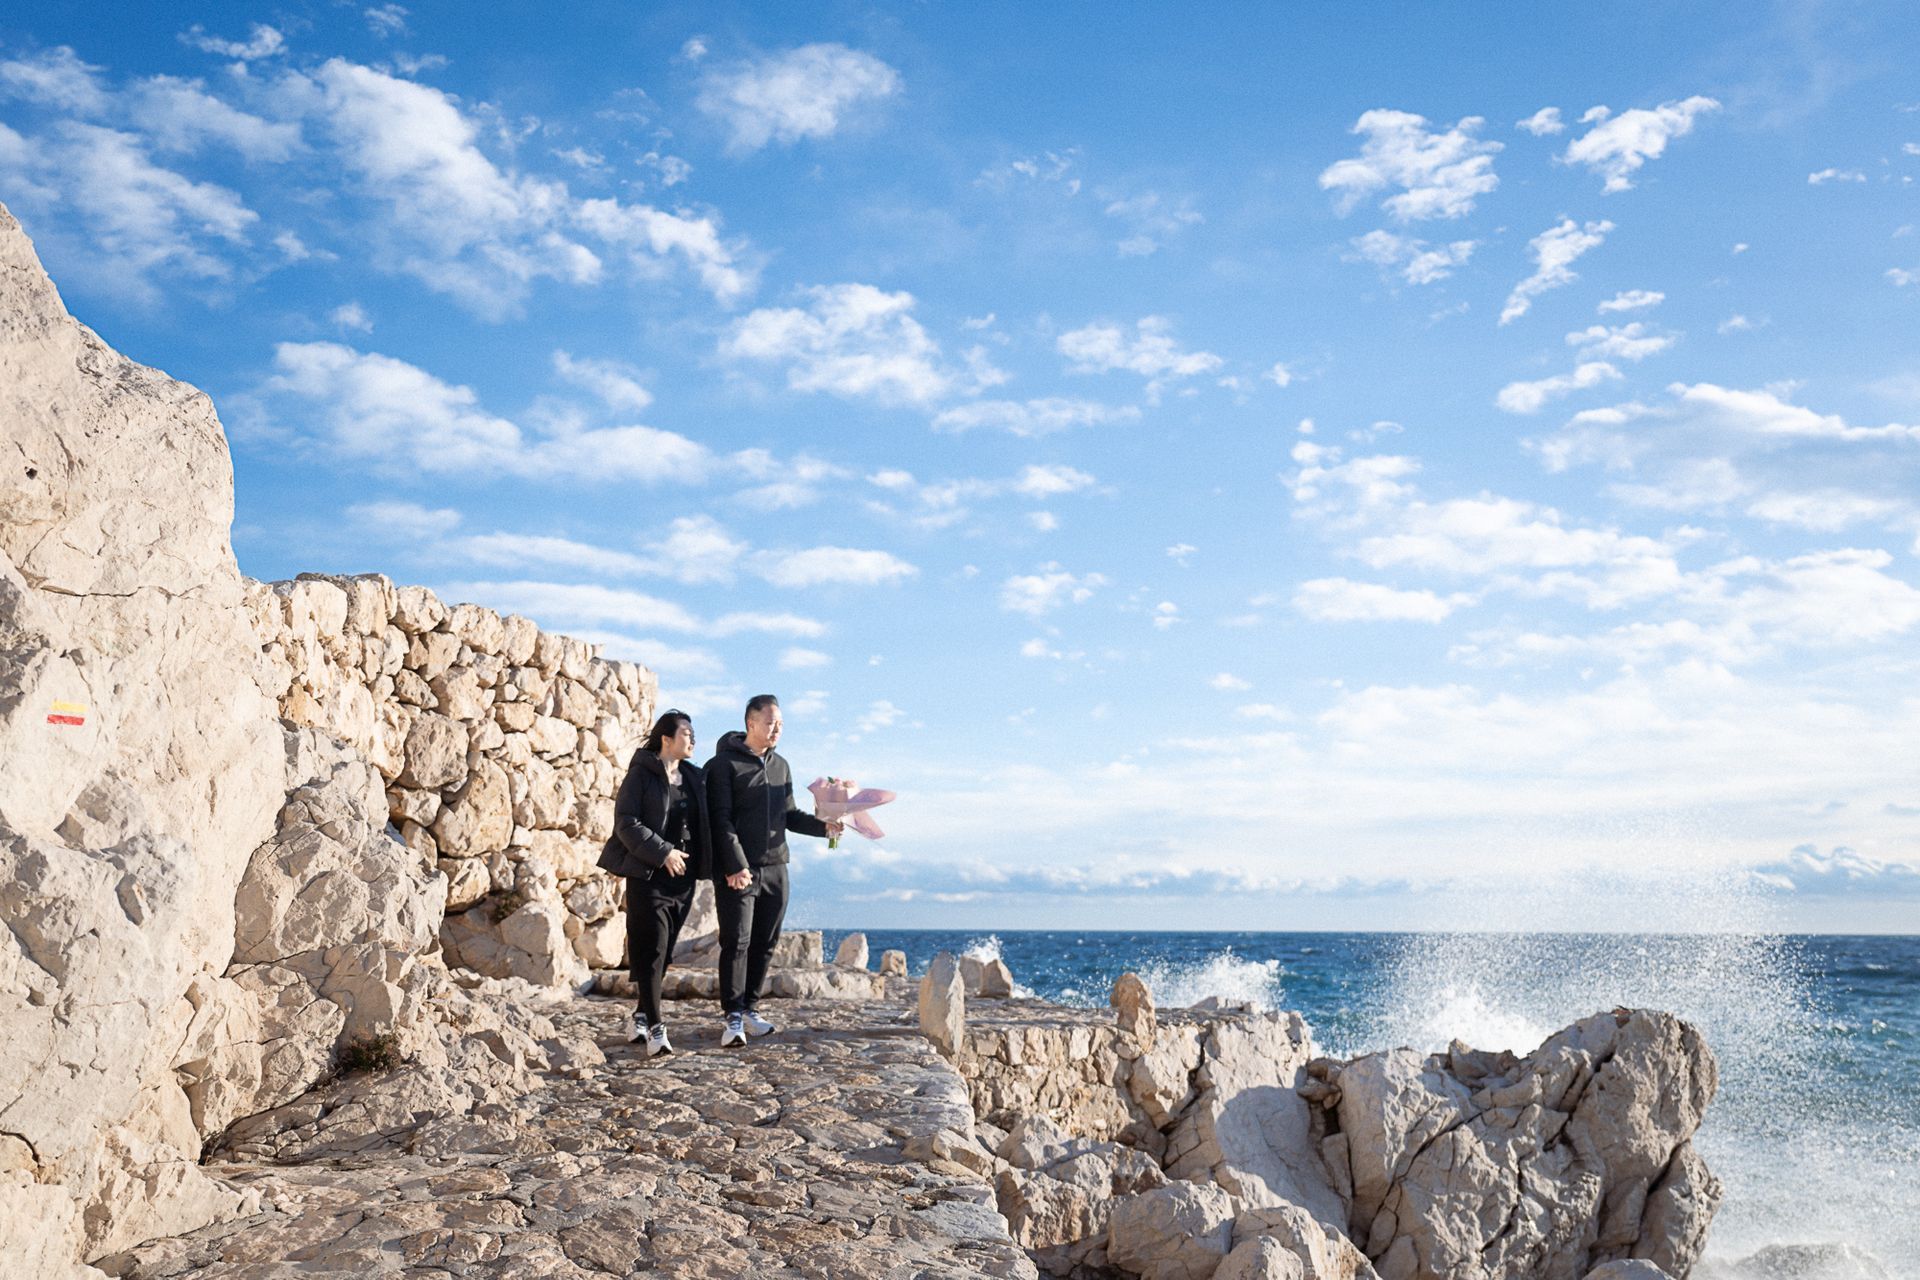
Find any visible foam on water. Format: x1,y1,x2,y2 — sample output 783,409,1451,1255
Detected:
1351,865,1918,1275
1135,947,1286,1012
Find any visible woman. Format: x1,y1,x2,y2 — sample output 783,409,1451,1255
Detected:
596,709,712,1056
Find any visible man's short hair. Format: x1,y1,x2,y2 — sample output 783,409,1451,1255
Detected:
745,694,780,723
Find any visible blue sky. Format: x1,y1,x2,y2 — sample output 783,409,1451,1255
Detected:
5,2,1918,931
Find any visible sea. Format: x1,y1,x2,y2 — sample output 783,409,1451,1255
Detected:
824,927,1919,1277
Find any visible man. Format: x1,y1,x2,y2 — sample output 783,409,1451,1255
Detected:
706,694,840,1047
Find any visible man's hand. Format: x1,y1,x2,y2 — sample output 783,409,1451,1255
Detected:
662,850,687,877
726,868,753,891
824,819,845,839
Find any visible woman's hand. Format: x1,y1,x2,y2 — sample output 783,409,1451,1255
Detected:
726,868,753,891
663,850,688,877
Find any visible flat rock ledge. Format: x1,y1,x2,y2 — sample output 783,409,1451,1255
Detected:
99,994,1038,1280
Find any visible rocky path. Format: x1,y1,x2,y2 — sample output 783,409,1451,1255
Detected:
101,994,1037,1279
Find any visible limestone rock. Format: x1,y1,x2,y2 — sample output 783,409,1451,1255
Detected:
1584,1263,1676,1280
880,948,908,977
1325,1008,1722,1280
961,953,1017,998
1113,971,1158,1046
835,932,870,969
0,201,288,1263
399,712,467,792
441,899,589,990
1106,1180,1237,1280
770,930,824,968
1218,1236,1308,1280
920,951,966,1057
1233,1200,1379,1280
1165,1010,1344,1228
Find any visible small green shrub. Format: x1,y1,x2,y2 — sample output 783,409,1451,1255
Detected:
336,1031,399,1075
490,888,527,922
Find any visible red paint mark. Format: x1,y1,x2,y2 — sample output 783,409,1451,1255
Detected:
46,714,85,726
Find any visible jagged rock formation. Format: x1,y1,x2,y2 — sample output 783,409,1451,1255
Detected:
245,573,660,988
936,979,1722,1280
2,199,295,1272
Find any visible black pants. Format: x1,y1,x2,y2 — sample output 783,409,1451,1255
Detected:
717,863,788,1015
627,881,693,1026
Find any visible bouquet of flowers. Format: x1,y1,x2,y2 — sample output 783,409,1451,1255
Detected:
808,776,896,849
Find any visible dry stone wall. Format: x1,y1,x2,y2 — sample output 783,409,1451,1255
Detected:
243,574,661,989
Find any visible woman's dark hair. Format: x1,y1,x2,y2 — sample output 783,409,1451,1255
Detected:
643,709,693,754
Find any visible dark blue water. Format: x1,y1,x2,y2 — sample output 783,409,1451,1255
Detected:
829,929,1919,1274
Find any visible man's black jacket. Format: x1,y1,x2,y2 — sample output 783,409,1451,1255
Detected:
706,730,828,878
596,749,713,882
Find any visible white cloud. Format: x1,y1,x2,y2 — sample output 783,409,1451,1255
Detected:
1746,490,1905,532
442,580,703,633
752,546,919,589
1151,601,1181,630
732,449,852,509
444,579,825,641
261,341,714,480
679,37,710,63
696,43,900,153
854,700,906,734
133,76,302,160
571,196,750,302
551,350,652,412
0,120,258,303
1266,363,1294,388
1319,109,1502,221
1028,511,1060,532
1057,316,1222,398
1886,268,1918,288
1000,565,1108,616
329,301,373,332
1807,168,1866,185
930,397,1139,436
346,499,461,537
1598,289,1665,313
1500,218,1613,325
1166,543,1197,566
1011,464,1097,499
180,23,285,61
1668,382,1920,442
1294,578,1468,622
1209,673,1252,692
1495,360,1622,414
778,647,832,670
724,283,984,405
650,515,746,583
0,47,108,114
1561,96,1719,193
1516,107,1565,137
364,5,410,38
1346,229,1476,285
1751,847,1920,899
1717,314,1760,334
304,59,747,314
452,532,654,578
1567,322,1675,362
1103,191,1202,256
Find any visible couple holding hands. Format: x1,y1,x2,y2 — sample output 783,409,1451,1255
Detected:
595,693,843,1056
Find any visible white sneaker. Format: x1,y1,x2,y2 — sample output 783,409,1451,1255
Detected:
720,1012,746,1048
742,1010,777,1038
628,1010,648,1045
648,1024,674,1058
